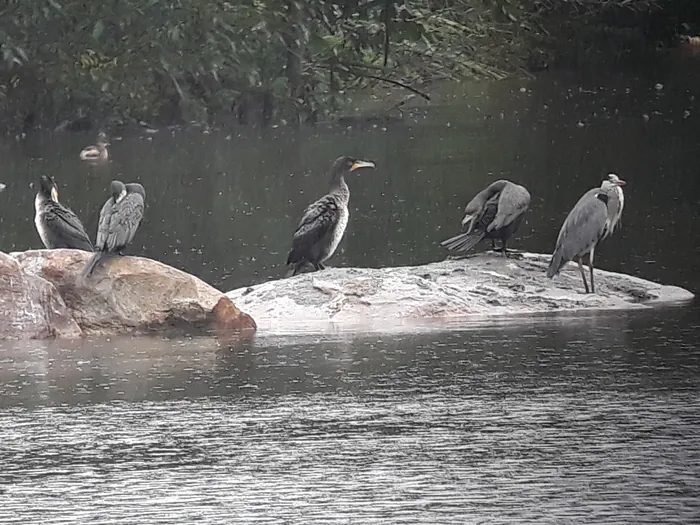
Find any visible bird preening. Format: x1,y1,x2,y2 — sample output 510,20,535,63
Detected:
83,180,146,277
285,156,376,277
546,173,626,293
440,179,531,257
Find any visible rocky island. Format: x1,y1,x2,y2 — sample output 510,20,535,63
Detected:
0,249,256,342
227,253,694,336
1,250,693,341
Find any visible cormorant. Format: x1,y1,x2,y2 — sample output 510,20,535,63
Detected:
83,180,146,277
546,175,626,293
33,175,94,251
440,179,531,256
286,156,375,276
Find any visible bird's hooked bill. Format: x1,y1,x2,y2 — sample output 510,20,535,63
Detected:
351,160,376,171
461,213,474,228
51,187,59,202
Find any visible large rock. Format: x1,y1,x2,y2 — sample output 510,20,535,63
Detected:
226,253,694,335
0,252,82,339
9,249,256,342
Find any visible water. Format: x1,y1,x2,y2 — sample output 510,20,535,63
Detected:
1,66,700,523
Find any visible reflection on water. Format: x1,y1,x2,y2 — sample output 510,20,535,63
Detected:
1,310,700,523
1,67,700,523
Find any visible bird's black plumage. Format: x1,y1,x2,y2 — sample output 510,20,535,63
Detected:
286,156,375,276
440,179,530,256
34,175,94,251
83,180,146,277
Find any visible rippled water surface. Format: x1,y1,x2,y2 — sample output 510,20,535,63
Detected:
2,66,700,523
1,311,700,523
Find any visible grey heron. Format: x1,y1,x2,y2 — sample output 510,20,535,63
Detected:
286,156,375,276
83,180,146,277
34,175,94,251
546,175,627,293
440,179,531,256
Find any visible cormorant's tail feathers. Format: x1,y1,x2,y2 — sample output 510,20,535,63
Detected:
440,231,485,253
82,251,109,278
285,262,304,278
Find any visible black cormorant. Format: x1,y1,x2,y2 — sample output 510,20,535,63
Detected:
34,175,94,251
83,180,146,277
286,156,375,276
440,179,531,256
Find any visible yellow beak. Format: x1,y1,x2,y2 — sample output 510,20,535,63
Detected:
350,160,376,171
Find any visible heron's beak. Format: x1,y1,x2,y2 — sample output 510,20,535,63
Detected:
616,178,627,186
50,187,59,202
461,213,474,228
350,160,376,171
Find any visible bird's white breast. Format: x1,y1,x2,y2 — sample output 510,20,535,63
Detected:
325,206,349,261
34,194,50,247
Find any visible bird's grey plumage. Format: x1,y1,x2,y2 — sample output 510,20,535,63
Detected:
83,181,146,277
600,173,625,238
441,179,530,255
547,173,626,293
286,156,375,276
34,175,94,251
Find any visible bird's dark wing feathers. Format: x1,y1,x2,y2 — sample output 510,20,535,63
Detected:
95,198,114,250
292,195,339,251
105,193,144,251
473,195,499,232
44,201,94,249
489,184,531,232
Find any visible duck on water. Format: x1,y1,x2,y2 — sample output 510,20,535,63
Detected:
83,180,146,277
80,132,109,161
440,179,531,257
286,156,375,277
34,175,94,251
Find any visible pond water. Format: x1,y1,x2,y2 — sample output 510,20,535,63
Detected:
1,65,700,523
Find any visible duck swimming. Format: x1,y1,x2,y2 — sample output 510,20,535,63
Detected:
34,175,94,251
80,132,109,161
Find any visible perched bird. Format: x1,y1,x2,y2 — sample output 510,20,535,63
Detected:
33,175,94,251
83,180,146,277
80,132,109,161
286,156,376,276
546,175,627,293
440,179,531,256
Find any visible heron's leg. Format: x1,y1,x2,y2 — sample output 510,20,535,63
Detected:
577,257,590,293
491,239,497,250
502,239,509,257
312,262,322,272
318,262,326,270
588,247,596,294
